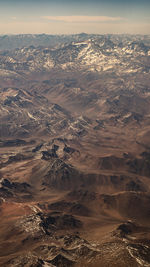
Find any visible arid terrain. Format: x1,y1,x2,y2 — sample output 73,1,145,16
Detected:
0,33,150,266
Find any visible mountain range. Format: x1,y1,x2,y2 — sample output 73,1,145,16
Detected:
0,34,150,266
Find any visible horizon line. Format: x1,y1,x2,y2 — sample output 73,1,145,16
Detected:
0,32,149,36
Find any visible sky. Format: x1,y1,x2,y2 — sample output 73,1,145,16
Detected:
0,0,150,35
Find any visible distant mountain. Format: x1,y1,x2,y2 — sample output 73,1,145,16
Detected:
0,33,149,51
0,35,149,74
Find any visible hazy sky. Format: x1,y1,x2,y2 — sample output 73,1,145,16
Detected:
0,0,150,34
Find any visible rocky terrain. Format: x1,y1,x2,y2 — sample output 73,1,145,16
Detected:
0,34,150,266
